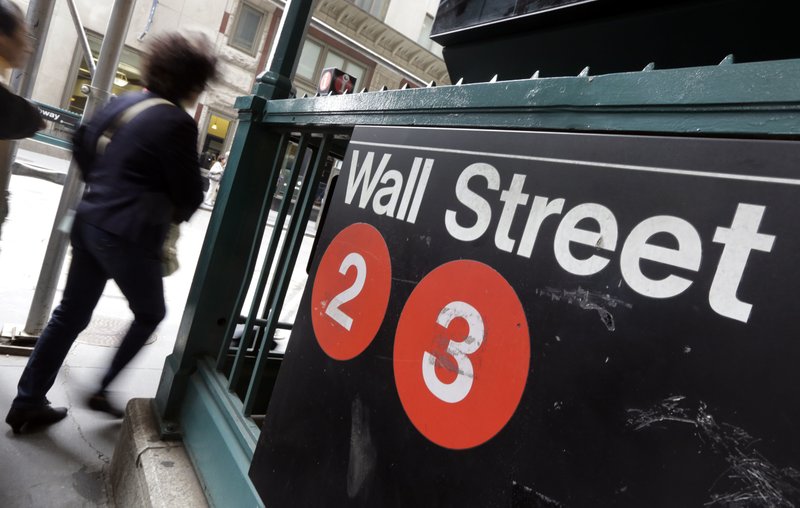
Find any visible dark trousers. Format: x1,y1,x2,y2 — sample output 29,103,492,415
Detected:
12,218,166,408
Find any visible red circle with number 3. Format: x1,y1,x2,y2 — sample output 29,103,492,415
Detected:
311,223,392,360
393,260,530,449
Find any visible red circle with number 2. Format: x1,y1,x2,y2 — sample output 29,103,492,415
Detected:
311,223,392,360
393,260,530,449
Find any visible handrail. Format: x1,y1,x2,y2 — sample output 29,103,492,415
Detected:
259,59,800,136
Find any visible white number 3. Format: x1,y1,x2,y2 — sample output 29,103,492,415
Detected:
422,301,485,403
325,252,367,331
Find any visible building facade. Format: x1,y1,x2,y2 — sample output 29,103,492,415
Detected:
13,0,448,163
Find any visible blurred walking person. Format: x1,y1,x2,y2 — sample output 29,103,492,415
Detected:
5,31,217,433
1,0,45,239
0,0,42,139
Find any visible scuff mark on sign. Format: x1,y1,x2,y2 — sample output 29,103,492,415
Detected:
536,287,632,331
347,397,377,499
627,396,800,507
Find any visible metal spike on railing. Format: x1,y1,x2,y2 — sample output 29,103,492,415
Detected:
315,92,321,97
380,85,388,91
719,54,735,65
455,77,464,85
427,80,437,88
327,91,334,96
578,66,590,77
489,74,499,83
302,93,308,98
359,87,368,93
342,88,349,95
530,70,540,79
401,83,409,90
642,62,655,71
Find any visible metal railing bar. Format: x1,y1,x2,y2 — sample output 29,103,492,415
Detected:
251,137,330,326
263,59,800,113
250,60,800,136
66,0,97,78
243,134,332,415
269,125,353,136
216,133,291,371
261,108,800,137
235,315,293,330
228,134,312,390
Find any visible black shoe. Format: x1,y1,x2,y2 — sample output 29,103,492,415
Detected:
5,405,68,434
86,391,124,418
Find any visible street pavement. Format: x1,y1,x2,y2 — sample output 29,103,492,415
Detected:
15,147,71,174
0,171,213,508
0,150,315,507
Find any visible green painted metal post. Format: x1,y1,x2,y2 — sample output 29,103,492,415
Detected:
252,0,316,101
154,0,318,435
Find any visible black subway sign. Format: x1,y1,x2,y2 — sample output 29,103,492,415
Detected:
250,126,800,507
37,103,80,131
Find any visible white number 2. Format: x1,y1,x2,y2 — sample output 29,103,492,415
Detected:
325,252,367,331
422,301,485,403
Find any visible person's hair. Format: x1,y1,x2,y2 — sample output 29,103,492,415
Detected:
141,31,218,104
0,0,24,38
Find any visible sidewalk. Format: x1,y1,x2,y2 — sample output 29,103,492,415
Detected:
0,155,317,506
0,173,212,507
10,147,71,185
15,147,71,174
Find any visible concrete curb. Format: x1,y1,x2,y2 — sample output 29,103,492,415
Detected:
11,161,67,185
109,398,208,508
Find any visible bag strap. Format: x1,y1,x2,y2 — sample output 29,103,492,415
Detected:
96,97,173,155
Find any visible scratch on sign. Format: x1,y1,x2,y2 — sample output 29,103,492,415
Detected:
511,480,564,507
627,396,800,507
536,287,632,331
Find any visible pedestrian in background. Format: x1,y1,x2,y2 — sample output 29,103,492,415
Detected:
202,152,226,208
0,0,43,140
5,31,218,434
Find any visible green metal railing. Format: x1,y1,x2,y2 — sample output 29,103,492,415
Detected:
152,55,800,507
216,131,333,416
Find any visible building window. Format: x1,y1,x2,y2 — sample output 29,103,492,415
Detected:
67,33,144,115
294,39,369,97
296,40,323,81
229,2,266,55
352,0,386,19
418,14,435,50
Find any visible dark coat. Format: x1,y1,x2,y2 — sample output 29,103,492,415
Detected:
73,91,204,252
0,83,42,139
